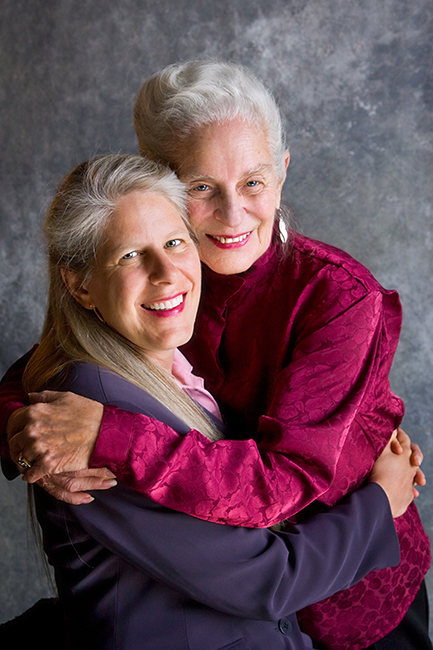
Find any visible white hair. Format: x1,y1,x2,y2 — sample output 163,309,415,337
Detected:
134,60,288,179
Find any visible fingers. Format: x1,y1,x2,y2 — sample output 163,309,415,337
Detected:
410,443,423,467
28,390,65,404
370,428,421,518
9,430,54,482
20,453,57,484
58,472,117,493
412,467,425,498
36,475,94,505
64,467,117,480
390,428,424,463
390,432,403,455
413,466,426,487
7,392,103,479
389,428,409,456
22,456,114,486
395,427,411,449
390,427,425,469
36,469,117,505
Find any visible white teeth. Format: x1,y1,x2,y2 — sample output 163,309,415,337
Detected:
211,233,250,244
145,294,184,311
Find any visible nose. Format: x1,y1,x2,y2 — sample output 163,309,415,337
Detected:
214,191,245,228
148,252,179,285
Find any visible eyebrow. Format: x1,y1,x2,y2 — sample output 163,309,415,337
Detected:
182,164,274,183
246,164,274,175
105,229,189,257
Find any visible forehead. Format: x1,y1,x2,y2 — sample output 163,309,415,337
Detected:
112,191,183,227
102,191,187,248
176,119,276,180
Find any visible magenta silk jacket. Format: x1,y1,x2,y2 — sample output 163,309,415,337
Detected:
0,232,430,649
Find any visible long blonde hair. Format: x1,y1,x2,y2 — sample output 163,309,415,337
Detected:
24,154,222,442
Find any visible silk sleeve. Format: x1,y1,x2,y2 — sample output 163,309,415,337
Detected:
92,290,402,527
1,289,402,528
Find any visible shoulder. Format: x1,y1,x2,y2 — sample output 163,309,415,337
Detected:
49,362,191,433
50,362,108,402
51,361,151,407
288,233,392,296
272,233,402,330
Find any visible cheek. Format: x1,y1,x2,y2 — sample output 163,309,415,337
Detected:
187,257,202,292
188,202,212,232
260,212,277,233
103,276,136,316
86,278,107,310
256,193,278,225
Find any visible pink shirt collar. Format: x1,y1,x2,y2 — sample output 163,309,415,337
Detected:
172,349,223,421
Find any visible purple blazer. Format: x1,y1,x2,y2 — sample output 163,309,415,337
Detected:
14,363,400,649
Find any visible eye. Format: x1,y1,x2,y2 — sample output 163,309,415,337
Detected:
191,184,210,192
165,239,182,249
246,180,260,187
121,251,138,260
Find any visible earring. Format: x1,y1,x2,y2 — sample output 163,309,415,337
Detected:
90,305,106,323
277,208,288,243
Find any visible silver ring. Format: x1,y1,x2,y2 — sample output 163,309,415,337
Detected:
17,453,32,470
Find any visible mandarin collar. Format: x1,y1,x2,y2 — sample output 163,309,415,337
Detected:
201,236,282,308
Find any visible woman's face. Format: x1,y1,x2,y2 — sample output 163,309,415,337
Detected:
74,191,201,372
176,119,289,275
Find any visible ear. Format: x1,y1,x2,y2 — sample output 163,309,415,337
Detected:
60,267,93,310
276,150,290,209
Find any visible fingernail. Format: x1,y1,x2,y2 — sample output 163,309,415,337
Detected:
104,480,117,487
81,495,94,504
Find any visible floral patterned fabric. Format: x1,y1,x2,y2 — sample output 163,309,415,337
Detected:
97,233,430,649
0,232,430,649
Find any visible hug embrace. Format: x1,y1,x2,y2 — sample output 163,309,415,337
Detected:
1,61,431,650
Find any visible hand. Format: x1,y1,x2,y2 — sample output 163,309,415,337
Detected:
7,390,104,483
389,427,426,490
35,468,118,505
370,430,421,518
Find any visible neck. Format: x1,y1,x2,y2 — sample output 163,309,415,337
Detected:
142,349,175,374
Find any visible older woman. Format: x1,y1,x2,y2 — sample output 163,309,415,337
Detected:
1,152,417,650
1,62,431,650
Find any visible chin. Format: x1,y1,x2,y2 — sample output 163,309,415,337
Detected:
205,257,253,275
168,329,195,350
202,243,264,275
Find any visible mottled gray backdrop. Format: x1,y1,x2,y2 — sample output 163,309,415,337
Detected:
0,0,432,639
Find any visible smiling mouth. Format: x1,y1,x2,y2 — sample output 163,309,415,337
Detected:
143,294,184,311
208,232,251,244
